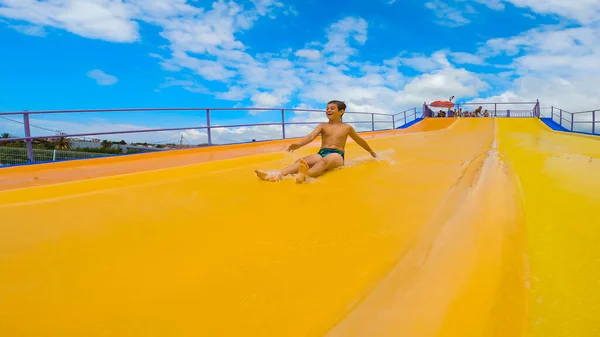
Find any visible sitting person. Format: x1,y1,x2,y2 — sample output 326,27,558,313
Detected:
255,100,377,183
473,106,483,117
483,109,490,117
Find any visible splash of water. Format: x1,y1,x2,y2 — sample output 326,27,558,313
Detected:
344,148,397,167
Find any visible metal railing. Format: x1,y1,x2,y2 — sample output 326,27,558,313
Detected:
0,107,421,165
424,101,540,118
548,106,599,135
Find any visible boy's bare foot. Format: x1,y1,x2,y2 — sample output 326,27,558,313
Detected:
255,170,281,181
295,159,309,183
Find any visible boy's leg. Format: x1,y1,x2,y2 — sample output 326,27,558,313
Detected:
296,154,344,183
255,154,321,181
280,154,322,176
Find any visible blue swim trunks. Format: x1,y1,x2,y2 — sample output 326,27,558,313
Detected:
318,148,345,160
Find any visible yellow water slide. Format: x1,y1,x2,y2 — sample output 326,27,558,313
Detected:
1,118,599,336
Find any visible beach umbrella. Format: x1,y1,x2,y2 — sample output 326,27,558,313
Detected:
429,100,455,108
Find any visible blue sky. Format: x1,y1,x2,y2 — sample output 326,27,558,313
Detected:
1,0,599,144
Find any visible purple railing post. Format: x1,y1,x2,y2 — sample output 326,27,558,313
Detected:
206,109,212,146
23,111,34,163
371,113,375,131
559,109,563,128
571,113,574,131
507,109,510,117
592,111,596,134
494,103,497,117
392,115,395,129
281,109,286,139
551,106,554,119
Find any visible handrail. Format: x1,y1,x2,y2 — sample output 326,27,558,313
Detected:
457,101,538,105
0,106,423,164
0,107,395,117
393,108,417,116
424,100,540,118
548,106,598,135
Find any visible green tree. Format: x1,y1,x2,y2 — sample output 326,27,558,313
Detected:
54,137,72,150
101,140,113,149
1,133,12,138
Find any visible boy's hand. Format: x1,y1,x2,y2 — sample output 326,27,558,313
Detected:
287,143,301,152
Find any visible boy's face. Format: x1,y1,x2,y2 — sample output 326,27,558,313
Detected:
326,103,343,121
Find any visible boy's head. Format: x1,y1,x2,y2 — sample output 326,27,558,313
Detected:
326,100,346,121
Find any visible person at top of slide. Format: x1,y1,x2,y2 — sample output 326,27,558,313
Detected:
255,100,377,184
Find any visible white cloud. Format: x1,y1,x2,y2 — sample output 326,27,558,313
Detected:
449,52,486,65
3,22,46,36
397,50,451,72
295,49,321,60
86,69,118,86
425,0,473,27
323,16,368,64
251,92,283,107
433,0,600,26
496,0,600,24
160,77,207,93
0,0,139,42
472,24,600,111
471,0,505,10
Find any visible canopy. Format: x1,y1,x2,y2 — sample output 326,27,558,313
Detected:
430,100,455,108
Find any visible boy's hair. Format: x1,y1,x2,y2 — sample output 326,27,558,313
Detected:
328,100,347,112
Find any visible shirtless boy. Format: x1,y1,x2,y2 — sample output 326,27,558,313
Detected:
255,100,377,183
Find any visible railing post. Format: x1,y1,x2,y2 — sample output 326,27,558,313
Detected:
414,107,417,118
571,113,574,131
560,109,563,128
392,115,395,129
23,111,34,163
592,111,596,134
404,112,407,125
551,106,554,119
281,109,286,139
371,113,375,131
206,109,212,146
494,103,497,117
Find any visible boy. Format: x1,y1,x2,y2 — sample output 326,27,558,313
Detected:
255,100,377,183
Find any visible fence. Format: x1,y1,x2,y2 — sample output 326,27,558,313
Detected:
0,146,116,166
547,107,599,135
0,107,421,166
423,101,540,118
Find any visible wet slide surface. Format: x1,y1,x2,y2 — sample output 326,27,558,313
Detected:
0,119,455,192
1,118,599,336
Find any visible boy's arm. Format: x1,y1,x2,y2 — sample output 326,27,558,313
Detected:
287,124,323,151
348,126,377,157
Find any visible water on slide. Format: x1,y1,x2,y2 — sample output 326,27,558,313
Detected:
0,118,599,336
